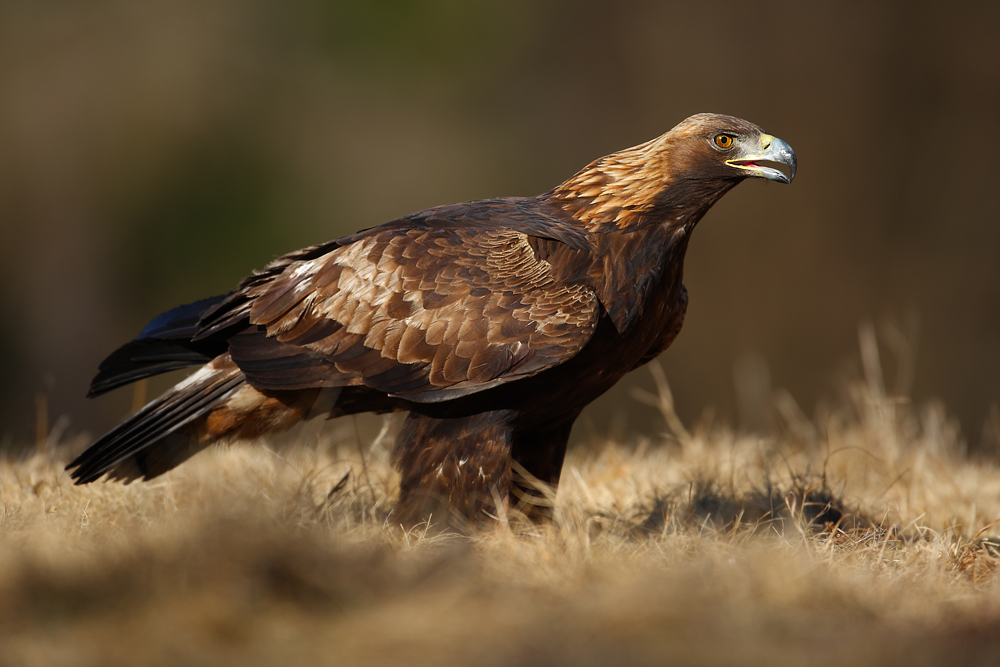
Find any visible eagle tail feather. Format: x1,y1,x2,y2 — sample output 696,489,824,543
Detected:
87,295,231,398
68,364,244,484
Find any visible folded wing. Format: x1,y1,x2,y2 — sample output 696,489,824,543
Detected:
198,201,600,402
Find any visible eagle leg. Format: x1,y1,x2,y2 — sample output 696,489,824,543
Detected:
508,417,577,523
392,410,517,529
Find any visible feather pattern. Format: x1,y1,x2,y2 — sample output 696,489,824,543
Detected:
197,202,601,402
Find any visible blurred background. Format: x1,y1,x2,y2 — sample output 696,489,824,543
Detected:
1,1,998,453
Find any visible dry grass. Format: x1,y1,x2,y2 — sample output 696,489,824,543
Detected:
4,361,1000,666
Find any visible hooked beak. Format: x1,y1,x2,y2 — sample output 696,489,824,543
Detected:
727,133,797,184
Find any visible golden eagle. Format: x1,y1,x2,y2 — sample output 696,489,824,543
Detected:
68,114,796,526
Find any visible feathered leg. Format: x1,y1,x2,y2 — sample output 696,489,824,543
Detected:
392,410,517,528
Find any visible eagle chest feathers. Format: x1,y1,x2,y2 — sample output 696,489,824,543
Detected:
69,113,795,529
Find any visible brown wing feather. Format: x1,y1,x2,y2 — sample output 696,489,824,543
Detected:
200,202,599,402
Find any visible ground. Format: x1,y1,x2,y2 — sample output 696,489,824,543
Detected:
3,363,1000,667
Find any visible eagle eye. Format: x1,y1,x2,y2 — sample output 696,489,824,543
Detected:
713,134,736,150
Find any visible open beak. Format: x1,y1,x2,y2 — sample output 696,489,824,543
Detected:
727,133,797,184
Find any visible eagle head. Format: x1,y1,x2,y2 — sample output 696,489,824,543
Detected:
671,113,797,185
549,113,796,229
